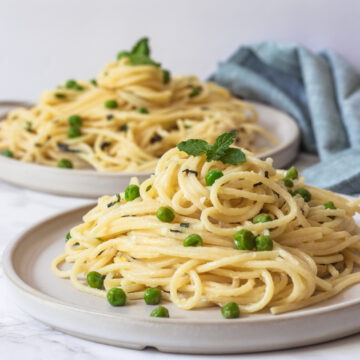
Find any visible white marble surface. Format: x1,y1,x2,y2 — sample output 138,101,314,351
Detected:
1,154,360,360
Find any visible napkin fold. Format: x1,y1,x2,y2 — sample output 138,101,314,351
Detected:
210,42,360,195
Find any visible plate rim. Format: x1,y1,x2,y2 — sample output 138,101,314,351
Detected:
3,196,360,326
0,101,300,179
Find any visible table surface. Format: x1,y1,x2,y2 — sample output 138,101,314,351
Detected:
1,153,360,360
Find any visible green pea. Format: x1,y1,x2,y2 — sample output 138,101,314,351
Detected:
156,206,175,223
282,178,293,188
86,271,104,289
286,166,298,180
144,288,162,305
221,302,240,319
107,287,127,306
104,99,118,109
65,232,71,242
183,234,203,247
68,115,83,127
1,149,13,158
189,86,202,98
162,69,171,84
125,184,140,201
255,235,273,251
137,107,149,114
67,126,82,138
253,213,273,224
24,121,33,132
57,158,73,169
234,229,256,250
293,188,311,202
205,169,224,186
150,305,169,318
324,201,336,210
65,79,77,88
324,201,336,219
66,79,77,87
65,79,83,91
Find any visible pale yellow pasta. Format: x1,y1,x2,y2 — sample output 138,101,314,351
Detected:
0,58,277,172
52,147,360,314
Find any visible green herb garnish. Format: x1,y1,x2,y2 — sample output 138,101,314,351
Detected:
117,38,160,67
137,107,149,114
1,149,13,158
119,124,128,132
177,132,246,165
65,79,83,91
180,223,190,228
24,121,33,132
150,305,169,318
324,201,336,219
221,302,240,319
189,86,202,98
87,271,104,289
162,69,171,84
107,287,127,306
104,99,118,109
57,158,73,169
68,115,83,127
286,166,298,180
107,194,121,208
144,288,162,305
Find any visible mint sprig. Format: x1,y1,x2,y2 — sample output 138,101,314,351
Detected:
177,133,246,165
117,38,160,67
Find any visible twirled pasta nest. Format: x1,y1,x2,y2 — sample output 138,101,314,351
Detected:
52,137,360,316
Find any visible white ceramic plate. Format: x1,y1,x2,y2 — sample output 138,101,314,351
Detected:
0,101,299,198
3,202,360,354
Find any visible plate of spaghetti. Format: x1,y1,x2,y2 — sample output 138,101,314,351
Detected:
3,134,360,353
0,38,299,197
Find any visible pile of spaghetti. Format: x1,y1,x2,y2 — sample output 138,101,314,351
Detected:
52,133,360,314
0,38,276,172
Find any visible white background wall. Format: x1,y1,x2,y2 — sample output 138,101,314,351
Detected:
1,0,359,101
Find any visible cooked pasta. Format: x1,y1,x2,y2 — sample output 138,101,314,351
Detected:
52,135,360,315
0,39,277,172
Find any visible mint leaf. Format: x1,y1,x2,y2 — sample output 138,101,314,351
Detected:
117,51,131,60
177,139,209,156
129,53,160,67
213,132,236,155
163,69,171,84
132,38,150,56
177,132,246,166
206,132,236,161
116,38,160,67
218,148,246,165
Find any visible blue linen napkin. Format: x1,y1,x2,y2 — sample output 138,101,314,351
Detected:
210,42,360,195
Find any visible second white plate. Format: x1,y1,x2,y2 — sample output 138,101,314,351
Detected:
0,102,300,198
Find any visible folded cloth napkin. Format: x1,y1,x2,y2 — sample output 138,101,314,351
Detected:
210,42,360,195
